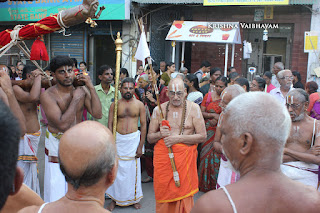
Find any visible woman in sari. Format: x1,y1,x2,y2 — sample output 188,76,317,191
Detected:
199,76,227,192
306,81,320,119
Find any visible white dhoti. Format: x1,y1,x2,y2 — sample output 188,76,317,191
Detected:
216,155,240,189
106,131,143,206
281,161,319,189
17,131,41,195
44,129,67,203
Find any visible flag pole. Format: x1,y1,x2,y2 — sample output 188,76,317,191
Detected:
137,18,180,187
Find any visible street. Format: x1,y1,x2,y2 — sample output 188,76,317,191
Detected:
37,126,204,212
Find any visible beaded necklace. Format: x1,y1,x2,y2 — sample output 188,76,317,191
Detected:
165,100,187,135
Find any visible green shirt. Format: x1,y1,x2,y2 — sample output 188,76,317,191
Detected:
91,84,121,127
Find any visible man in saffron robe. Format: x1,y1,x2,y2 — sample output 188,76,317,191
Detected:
148,78,206,213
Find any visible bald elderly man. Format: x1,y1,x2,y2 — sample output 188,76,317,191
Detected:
148,78,206,213
19,121,117,213
213,85,245,188
192,92,320,213
282,89,320,189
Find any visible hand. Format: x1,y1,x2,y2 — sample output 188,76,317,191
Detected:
78,74,94,89
136,146,143,158
146,91,156,103
82,0,99,18
0,70,13,93
308,145,320,156
31,69,43,78
163,135,180,148
208,118,218,126
73,87,85,100
160,125,170,138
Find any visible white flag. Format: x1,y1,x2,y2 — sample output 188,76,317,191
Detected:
135,29,150,66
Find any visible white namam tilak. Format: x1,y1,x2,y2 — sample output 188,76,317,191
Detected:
172,84,175,92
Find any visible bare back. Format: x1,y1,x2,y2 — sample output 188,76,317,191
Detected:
192,173,320,213
19,102,40,133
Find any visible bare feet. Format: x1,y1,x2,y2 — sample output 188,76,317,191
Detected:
133,203,141,209
106,200,116,211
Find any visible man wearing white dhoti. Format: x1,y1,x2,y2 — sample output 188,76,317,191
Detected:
13,65,43,194
107,78,146,211
17,131,41,194
40,56,102,202
282,89,320,189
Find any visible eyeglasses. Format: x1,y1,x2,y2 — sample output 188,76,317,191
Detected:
281,76,294,80
286,103,302,110
168,91,184,97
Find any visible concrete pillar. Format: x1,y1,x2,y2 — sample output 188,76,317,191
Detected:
307,2,320,86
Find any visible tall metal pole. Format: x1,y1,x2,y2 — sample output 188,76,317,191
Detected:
113,32,123,141
224,43,229,77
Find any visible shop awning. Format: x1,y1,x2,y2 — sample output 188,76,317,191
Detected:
165,21,241,44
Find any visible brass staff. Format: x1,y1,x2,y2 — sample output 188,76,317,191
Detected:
113,32,123,141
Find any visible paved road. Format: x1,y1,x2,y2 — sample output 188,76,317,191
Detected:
37,126,204,212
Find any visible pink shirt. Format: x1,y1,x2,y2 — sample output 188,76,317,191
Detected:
267,84,276,93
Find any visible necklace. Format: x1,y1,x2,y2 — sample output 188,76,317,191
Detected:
165,100,187,135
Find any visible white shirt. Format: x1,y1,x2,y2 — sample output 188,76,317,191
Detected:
270,87,294,105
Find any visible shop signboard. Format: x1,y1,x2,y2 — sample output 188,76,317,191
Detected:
165,21,241,44
0,0,130,21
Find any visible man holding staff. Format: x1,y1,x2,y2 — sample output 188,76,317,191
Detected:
148,78,206,213
40,55,102,202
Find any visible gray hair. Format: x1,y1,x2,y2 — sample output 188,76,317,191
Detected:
179,67,188,73
224,84,246,99
277,69,291,79
60,139,116,190
224,92,291,147
275,62,284,70
175,73,185,80
287,89,309,103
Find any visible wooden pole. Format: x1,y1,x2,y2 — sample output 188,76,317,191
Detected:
113,32,123,141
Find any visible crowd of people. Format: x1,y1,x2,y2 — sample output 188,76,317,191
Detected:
0,57,320,213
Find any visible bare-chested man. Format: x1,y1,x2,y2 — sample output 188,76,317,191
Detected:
147,78,206,213
106,77,146,211
192,92,320,213
213,85,245,188
0,66,26,135
281,89,320,189
40,55,102,203
13,65,43,194
18,121,118,213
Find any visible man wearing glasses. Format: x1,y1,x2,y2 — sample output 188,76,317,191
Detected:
281,89,320,189
148,78,206,213
270,69,294,105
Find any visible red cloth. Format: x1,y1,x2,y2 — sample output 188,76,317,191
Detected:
0,15,61,48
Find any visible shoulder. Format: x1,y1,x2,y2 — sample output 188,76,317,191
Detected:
40,87,55,100
187,100,200,110
192,189,227,213
17,205,41,213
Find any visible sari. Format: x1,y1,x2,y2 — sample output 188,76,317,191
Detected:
198,92,222,192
